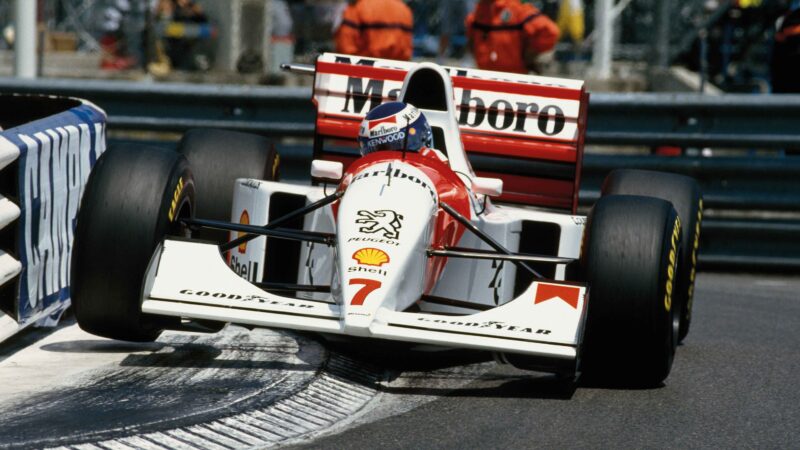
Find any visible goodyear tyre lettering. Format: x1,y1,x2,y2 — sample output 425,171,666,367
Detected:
167,176,185,222
687,198,703,307
271,153,280,180
664,216,681,312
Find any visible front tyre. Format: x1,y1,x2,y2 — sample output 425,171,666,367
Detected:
602,169,702,342
71,145,195,342
581,195,682,386
177,128,279,243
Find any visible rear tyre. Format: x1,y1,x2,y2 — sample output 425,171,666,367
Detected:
581,195,682,386
71,145,194,342
177,128,279,243
602,169,702,342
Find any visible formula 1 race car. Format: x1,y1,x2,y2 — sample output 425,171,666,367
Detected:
71,54,702,386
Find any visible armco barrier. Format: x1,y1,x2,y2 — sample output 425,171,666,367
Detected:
0,94,106,342
1,78,798,271
578,155,800,271
3,78,800,146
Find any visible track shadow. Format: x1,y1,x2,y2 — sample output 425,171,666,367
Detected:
41,330,322,372
322,335,493,371
41,339,168,353
576,376,666,390
119,351,317,371
321,336,579,400
383,372,578,400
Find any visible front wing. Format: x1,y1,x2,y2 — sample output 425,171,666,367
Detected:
143,239,588,365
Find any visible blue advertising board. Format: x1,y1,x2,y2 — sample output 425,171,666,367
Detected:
0,98,105,339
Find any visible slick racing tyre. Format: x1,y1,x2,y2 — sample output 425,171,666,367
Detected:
602,169,702,342
581,195,682,387
71,145,194,342
177,128,279,243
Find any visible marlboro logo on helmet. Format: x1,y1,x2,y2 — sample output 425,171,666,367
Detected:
357,101,432,155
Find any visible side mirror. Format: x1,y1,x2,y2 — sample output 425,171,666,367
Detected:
311,159,343,181
472,177,503,197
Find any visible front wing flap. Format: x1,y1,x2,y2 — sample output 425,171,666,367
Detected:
143,239,588,362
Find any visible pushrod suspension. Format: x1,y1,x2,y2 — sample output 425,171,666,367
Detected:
438,202,543,279
218,190,343,252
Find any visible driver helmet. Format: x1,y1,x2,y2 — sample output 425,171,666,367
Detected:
357,102,432,156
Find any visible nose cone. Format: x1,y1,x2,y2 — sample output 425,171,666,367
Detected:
336,161,437,334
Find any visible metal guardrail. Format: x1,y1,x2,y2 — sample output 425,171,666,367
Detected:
4,78,800,146
578,155,800,272
2,78,799,271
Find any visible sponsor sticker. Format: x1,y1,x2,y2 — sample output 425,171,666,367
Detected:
366,130,405,147
9,105,106,327
352,247,390,267
416,317,551,335
320,56,576,141
356,210,403,239
237,210,250,254
351,165,437,200
489,260,504,305
370,115,397,126
271,153,280,180
347,236,399,247
687,199,703,301
230,256,258,282
167,177,185,222
179,288,315,309
242,179,262,190
534,283,581,309
347,266,387,277
664,216,681,312
348,278,382,306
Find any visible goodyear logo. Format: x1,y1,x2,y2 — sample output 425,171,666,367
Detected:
167,177,185,222
271,153,280,180
664,216,681,312
352,247,390,267
687,199,703,306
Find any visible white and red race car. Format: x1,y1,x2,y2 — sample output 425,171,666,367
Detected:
71,54,702,386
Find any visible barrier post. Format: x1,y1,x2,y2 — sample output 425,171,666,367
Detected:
13,0,37,79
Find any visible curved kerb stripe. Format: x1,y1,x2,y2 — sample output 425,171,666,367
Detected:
48,354,384,450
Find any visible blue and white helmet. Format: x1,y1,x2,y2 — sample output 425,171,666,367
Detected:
357,102,433,156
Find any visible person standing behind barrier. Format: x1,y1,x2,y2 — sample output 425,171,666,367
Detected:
99,0,137,70
465,0,560,74
334,0,414,61
154,0,209,71
771,4,800,93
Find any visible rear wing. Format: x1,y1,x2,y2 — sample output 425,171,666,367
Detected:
311,53,589,212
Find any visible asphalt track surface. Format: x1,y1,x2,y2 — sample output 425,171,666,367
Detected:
0,272,797,448
295,272,800,449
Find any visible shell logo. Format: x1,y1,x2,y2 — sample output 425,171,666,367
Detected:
237,210,250,254
352,248,390,267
